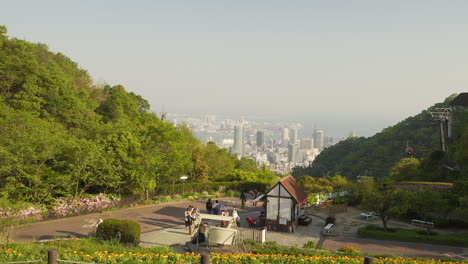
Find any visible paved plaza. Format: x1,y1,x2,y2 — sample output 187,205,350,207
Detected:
12,199,468,260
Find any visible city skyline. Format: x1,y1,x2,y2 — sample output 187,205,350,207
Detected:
173,113,335,174
1,1,466,136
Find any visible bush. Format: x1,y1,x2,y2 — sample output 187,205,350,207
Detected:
325,216,336,225
96,219,141,246
358,225,468,246
245,240,340,257
415,230,438,236
303,240,316,249
339,246,361,253
51,194,119,217
155,181,270,197
333,195,357,206
434,218,468,229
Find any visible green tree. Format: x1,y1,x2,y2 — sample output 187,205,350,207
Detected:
360,184,411,231
297,176,333,194
202,142,235,181
0,108,70,203
387,158,421,182
410,189,449,232
235,157,258,172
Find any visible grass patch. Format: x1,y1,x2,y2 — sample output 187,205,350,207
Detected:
358,225,468,246
397,181,453,186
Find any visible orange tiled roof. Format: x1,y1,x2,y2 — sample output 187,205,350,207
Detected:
278,175,308,206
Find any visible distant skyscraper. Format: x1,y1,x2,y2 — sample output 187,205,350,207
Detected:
256,130,265,148
233,123,245,157
290,127,298,144
313,125,324,151
300,138,313,151
282,128,289,146
205,114,216,124
288,143,299,163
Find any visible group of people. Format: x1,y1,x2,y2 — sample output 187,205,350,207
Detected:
205,199,241,227
184,205,200,235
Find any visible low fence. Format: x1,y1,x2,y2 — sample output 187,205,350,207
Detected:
237,227,266,244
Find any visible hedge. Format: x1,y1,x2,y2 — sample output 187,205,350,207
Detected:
358,225,468,246
96,219,141,246
154,181,270,196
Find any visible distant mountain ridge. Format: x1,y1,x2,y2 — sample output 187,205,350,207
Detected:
295,95,457,179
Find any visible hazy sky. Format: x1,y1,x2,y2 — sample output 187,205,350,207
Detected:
1,1,467,136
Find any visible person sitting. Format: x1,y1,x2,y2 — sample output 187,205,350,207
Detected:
212,200,220,215
221,209,229,227
192,222,208,244
246,216,257,228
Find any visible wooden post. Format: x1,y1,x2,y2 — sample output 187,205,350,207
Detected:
200,251,210,264
364,256,374,264
48,249,57,264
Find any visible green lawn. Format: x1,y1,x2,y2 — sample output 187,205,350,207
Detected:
358,225,468,246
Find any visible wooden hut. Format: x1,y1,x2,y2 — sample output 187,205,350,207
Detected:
264,175,308,232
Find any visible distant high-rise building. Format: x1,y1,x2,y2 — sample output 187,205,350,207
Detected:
256,130,265,147
313,126,324,151
300,138,313,151
282,128,289,146
205,114,216,124
288,143,299,163
232,123,245,157
290,127,298,144
323,136,334,149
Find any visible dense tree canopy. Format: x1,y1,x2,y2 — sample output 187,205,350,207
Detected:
0,26,279,207
294,96,458,180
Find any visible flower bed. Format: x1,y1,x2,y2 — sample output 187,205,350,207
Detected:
1,238,465,264
0,249,465,264
51,193,120,217
0,206,44,222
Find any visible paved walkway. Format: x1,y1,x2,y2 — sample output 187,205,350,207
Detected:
12,200,468,260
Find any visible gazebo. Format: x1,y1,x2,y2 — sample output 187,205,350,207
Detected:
264,175,308,232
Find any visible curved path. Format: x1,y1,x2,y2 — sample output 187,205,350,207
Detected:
12,200,468,260
13,198,249,242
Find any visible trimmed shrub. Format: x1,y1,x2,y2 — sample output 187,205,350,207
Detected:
325,216,336,225
415,230,438,236
96,219,141,246
303,240,316,249
434,218,468,229
358,225,468,246
339,246,361,253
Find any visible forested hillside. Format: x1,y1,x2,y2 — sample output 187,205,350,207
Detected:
0,26,276,206
293,95,458,179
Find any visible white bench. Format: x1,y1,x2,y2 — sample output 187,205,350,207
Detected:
411,219,434,227
360,212,376,220
324,223,334,233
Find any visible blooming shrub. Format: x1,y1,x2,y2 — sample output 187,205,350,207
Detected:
0,206,44,222
339,246,361,253
51,194,119,217
0,249,465,264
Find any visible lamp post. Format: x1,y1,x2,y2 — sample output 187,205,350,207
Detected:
180,176,188,194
